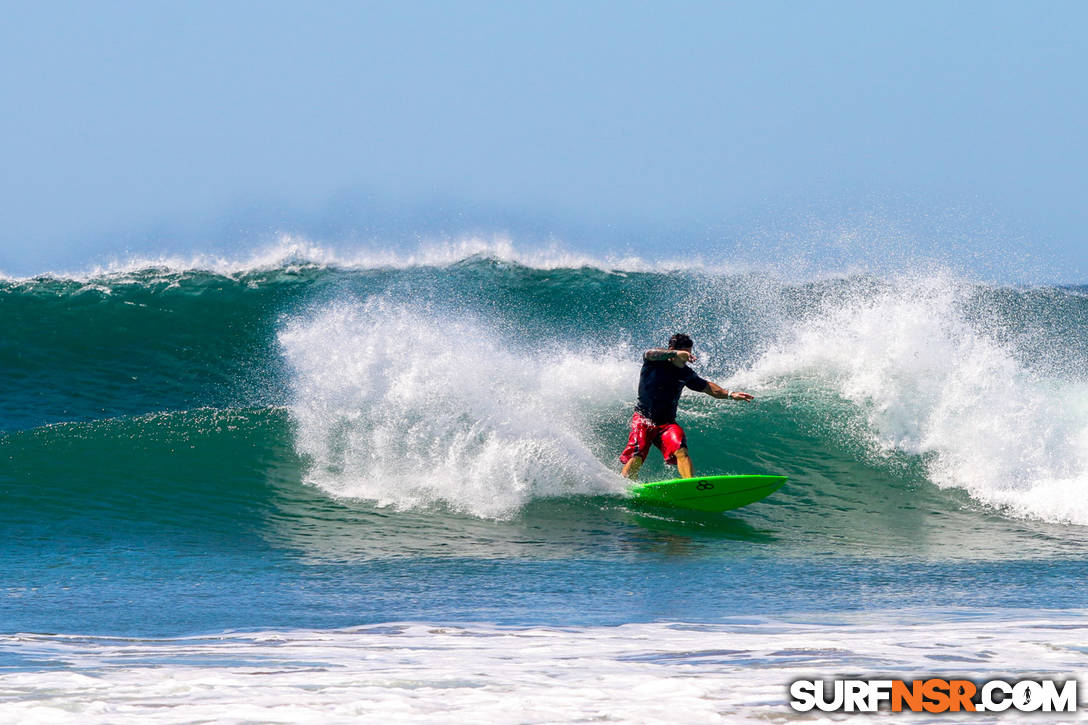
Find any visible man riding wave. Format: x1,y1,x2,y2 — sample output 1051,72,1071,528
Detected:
620,333,753,480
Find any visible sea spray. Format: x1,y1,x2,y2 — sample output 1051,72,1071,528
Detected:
278,298,630,517
743,273,1088,525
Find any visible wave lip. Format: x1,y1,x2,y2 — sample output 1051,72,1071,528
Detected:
4,235,747,283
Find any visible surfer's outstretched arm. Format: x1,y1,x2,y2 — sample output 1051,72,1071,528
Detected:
703,381,753,401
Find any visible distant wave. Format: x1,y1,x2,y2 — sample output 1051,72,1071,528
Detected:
0,235,743,282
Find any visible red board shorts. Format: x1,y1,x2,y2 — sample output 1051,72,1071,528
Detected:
619,412,687,466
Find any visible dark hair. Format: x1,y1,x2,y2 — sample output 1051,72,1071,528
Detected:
668,333,694,350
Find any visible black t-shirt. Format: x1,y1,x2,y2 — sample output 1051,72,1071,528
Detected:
635,359,709,424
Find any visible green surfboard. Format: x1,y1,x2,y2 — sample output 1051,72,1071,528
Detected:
628,474,786,513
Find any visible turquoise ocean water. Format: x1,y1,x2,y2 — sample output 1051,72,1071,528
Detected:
2,245,1086,721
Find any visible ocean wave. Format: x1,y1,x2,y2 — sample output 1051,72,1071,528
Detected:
5,256,1088,527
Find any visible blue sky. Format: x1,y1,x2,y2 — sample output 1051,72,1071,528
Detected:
2,1,1086,278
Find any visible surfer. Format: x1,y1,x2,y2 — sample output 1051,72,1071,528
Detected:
620,333,753,480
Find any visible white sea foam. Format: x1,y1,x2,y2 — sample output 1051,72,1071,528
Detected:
279,298,633,517
742,274,1088,526
1,612,1084,724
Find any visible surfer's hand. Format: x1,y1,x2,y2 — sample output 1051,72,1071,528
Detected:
729,391,753,401
675,350,694,363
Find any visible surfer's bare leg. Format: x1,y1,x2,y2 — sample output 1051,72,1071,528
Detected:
674,448,694,478
621,456,644,480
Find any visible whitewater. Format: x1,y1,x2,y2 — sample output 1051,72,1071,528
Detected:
2,239,1087,721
